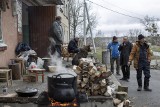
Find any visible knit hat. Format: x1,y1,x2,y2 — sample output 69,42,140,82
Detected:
138,34,145,40
113,36,117,41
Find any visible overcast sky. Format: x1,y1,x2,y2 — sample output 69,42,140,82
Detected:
87,0,160,37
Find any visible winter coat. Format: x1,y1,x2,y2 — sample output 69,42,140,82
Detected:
107,42,120,58
118,41,132,65
50,20,63,45
129,41,152,69
68,39,79,53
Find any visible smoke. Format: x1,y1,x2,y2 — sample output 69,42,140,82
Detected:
48,37,77,76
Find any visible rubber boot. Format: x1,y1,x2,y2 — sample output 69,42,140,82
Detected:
137,79,142,91
137,86,142,91
144,80,152,92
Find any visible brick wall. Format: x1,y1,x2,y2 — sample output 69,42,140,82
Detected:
0,1,18,67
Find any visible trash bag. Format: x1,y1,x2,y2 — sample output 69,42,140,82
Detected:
15,42,31,55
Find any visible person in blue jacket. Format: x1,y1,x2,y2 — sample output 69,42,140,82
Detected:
107,36,120,75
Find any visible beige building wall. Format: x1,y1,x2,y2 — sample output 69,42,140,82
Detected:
0,1,18,66
56,0,70,44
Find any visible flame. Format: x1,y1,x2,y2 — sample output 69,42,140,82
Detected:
49,98,78,107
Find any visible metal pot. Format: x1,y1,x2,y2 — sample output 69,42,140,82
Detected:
48,72,77,102
15,87,38,97
51,83,75,102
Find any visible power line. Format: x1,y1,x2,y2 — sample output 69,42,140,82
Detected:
86,0,143,20
100,0,145,17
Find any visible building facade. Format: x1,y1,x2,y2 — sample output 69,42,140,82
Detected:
0,0,70,66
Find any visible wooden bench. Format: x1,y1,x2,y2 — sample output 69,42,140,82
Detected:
0,69,12,86
28,69,45,83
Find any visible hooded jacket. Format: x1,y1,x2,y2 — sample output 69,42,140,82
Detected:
129,41,152,69
50,20,63,45
107,42,120,58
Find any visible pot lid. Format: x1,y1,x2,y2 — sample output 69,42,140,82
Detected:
15,87,38,93
51,69,77,78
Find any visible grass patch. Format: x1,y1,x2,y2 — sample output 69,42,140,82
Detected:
94,47,103,63
151,45,160,52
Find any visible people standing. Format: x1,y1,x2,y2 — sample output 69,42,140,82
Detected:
50,16,63,57
107,36,120,75
119,36,132,81
128,34,152,91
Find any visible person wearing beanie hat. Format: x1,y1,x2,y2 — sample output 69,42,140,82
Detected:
128,34,152,92
138,34,145,40
107,36,120,75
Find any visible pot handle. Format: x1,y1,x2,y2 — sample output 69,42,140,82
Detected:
52,73,76,86
52,73,75,78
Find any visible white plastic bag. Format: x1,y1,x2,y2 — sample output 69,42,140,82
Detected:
36,57,44,69
29,62,37,69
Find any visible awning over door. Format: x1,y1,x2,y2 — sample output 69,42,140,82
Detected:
34,0,64,5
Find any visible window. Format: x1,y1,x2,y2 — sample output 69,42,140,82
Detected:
0,11,2,41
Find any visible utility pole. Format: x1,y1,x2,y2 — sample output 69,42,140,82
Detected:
84,0,86,45
84,2,96,53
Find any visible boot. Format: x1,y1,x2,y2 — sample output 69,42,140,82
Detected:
144,79,152,92
137,79,142,91
137,86,142,91
144,87,152,92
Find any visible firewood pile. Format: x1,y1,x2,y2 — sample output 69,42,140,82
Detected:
73,58,112,96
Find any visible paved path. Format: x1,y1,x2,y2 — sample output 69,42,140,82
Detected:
116,67,160,107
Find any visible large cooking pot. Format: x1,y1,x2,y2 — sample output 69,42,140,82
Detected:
15,87,38,97
48,72,77,102
51,82,75,102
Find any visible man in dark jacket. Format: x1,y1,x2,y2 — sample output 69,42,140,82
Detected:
50,16,63,57
118,36,132,81
68,37,80,53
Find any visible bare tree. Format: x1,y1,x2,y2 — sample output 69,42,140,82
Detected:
126,29,143,42
140,15,159,36
140,15,160,45
68,0,97,38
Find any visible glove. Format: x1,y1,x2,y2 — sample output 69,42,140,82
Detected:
128,61,131,66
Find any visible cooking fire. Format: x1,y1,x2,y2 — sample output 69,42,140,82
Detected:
49,98,78,107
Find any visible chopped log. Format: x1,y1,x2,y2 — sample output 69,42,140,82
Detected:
95,71,101,77
83,78,89,83
99,65,107,72
117,101,124,107
81,89,86,93
113,98,122,106
81,82,87,88
101,71,112,78
92,84,101,90
99,79,107,87
100,87,107,94
92,90,99,96
88,68,96,75
124,99,131,107
118,86,128,93
116,92,128,101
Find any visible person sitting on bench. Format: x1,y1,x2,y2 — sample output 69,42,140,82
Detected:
68,37,80,53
